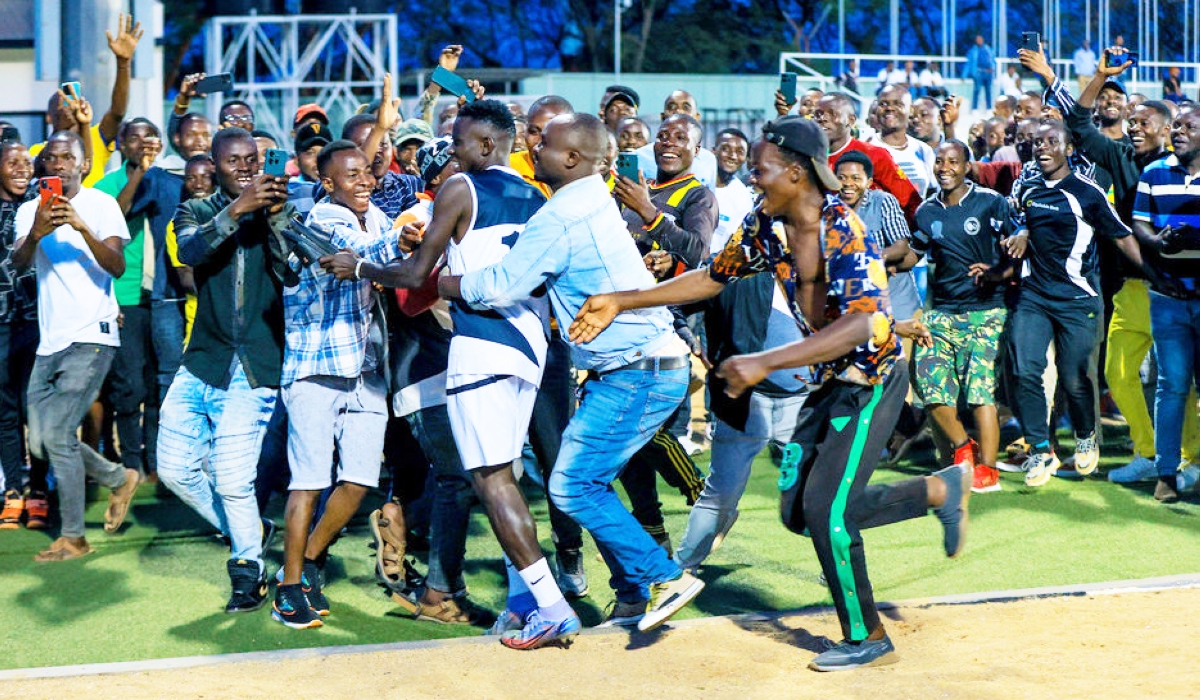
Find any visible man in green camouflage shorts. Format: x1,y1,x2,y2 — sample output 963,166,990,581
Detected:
910,140,1021,493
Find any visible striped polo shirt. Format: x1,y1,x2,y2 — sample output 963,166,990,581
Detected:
1133,154,1200,289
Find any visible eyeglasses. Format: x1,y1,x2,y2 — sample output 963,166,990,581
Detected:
222,114,253,125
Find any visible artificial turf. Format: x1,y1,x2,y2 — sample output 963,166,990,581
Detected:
2,425,1197,671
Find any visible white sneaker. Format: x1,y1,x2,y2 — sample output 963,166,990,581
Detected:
1108,455,1158,483
1024,452,1061,487
1073,432,1100,476
676,435,706,456
1177,463,1200,493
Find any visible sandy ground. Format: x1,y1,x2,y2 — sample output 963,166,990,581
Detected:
5,586,1196,700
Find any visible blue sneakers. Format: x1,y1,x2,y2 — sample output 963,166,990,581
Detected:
499,610,581,650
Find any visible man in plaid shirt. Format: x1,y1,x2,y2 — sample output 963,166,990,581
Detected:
272,140,406,629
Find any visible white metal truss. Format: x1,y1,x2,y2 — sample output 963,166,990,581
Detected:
205,11,397,141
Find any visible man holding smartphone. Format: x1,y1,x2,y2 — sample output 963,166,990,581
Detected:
13,131,139,561
156,127,295,613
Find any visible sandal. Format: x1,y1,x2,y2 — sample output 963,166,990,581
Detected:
104,469,141,533
34,537,92,562
369,506,406,586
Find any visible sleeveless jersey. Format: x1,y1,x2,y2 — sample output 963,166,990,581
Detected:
446,166,549,384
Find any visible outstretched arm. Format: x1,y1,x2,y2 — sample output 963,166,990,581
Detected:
100,13,143,144
568,268,725,343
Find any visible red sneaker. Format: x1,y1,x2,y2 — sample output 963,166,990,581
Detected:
953,441,977,469
25,492,49,530
971,465,1002,493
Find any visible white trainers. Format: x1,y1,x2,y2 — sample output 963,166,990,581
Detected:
1073,432,1100,476
1024,452,1061,487
638,572,705,632
1108,455,1158,483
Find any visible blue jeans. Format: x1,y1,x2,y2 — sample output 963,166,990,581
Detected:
548,363,689,604
972,75,993,109
157,361,276,564
675,391,806,570
1150,292,1200,477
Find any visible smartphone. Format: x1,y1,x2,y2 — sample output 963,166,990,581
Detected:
780,72,798,104
430,65,475,103
60,81,82,102
39,176,62,206
194,73,234,95
1020,32,1040,53
0,126,19,143
616,152,639,182
1105,49,1139,68
263,148,289,178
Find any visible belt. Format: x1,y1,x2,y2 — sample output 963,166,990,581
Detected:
600,355,690,375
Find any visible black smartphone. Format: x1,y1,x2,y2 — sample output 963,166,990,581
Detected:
194,73,234,95
430,66,475,103
0,127,19,143
264,148,289,178
780,72,798,104
616,152,639,182
1020,32,1040,53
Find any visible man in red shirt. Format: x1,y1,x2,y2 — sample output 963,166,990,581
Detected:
814,93,921,226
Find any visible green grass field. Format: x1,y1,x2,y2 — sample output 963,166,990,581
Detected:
2,426,1197,671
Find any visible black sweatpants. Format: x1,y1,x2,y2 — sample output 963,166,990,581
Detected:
1010,290,1102,446
780,361,929,642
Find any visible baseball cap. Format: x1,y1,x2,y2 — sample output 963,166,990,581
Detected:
394,118,434,147
294,122,332,152
293,103,328,127
602,86,640,112
761,115,841,192
416,136,453,183
1099,78,1127,96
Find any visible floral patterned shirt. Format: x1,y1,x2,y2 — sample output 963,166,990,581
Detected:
707,195,900,385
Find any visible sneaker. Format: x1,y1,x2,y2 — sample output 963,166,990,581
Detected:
971,465,1002,494
301,560,329,616
808,635,898,672
1073,432,1100,476
0,490,24,529
1108,455,1158,484
598,599,647,628
638,571,705,632
556,548,589,599
487,609,527,636
1155,477,1180,503
652,531,672,556
499,609,582,650
933,463,971,557
1178,463,1200,493
272,583,323,629
24,491,49,530
677,434,706,456
997,438,1031,473
225,559,268,613
1023,451,1061,487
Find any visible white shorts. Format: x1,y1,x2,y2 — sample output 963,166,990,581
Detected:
446,374,537,471
282,372,388,490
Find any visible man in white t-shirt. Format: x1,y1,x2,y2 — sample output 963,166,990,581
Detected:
867,85,936,197
13,131,138,562
711,128,754,253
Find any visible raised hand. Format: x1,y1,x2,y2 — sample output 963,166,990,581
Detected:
438,45,463,72
377,73,402,133
106,13,144,63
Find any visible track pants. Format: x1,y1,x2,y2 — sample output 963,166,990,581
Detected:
780,361,929,642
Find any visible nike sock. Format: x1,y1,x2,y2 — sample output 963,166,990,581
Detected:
504,555,536,615
517,557,574,620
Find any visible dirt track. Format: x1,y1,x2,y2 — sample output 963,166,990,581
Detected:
5,586,1196,700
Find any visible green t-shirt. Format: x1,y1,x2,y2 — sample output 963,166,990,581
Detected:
94,167,145,307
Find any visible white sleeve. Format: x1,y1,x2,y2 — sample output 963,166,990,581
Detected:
95,193,131,241
13,199,35,244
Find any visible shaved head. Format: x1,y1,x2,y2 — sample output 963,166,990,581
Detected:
533,112,608,191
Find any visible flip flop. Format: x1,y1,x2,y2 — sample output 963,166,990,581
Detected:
104,469,141,534
34,538,93,562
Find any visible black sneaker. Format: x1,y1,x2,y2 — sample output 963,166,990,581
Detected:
808,635,898,671
556,548,589,599
225,559,268,613
301,560,330,616
598,599,646,628
273,583,323,629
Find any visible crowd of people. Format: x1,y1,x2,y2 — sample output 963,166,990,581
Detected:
0,15,1198,672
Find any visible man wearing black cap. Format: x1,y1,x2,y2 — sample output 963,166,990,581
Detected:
570,115,973,671
288,122,332,218
599,85,640,131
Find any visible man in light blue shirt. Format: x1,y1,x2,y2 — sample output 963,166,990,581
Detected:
1073,40,1097,92
439,112,705,633
965,35,996,110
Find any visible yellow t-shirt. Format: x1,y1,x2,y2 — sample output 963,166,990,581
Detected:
29,124,115,188
509,151,552,199
165,220,198,346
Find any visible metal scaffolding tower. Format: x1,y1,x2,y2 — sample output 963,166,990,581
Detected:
204,11,397,140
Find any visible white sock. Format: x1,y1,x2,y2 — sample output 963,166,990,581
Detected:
518,557,573,620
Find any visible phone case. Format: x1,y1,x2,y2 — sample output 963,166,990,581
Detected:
780,73,798,103
616,154,639,181
431,66,475,103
